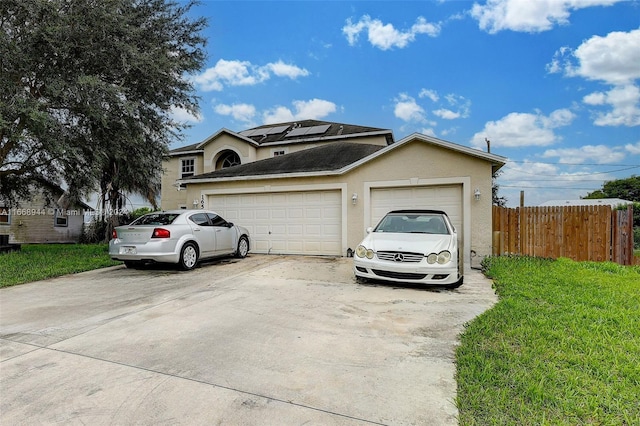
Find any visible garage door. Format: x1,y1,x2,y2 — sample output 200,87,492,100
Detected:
370,185,462,237
209,190,341,255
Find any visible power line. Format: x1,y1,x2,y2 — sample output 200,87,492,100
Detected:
500,185,600,190
506,160,640,167
501,165,640,177
499,179,606,182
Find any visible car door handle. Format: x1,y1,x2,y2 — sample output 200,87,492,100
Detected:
194,228,201,231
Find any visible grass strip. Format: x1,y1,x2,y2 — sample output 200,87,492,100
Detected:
0,244,120,287
456,256,640,425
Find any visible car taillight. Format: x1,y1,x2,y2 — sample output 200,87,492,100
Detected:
152,228,170,238
111,229,118,239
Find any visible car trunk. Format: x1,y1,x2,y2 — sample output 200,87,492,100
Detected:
116,226,157,244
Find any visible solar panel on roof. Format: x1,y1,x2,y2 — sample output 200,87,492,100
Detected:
285,127,308,137
265,125,289,135
239,129,260,137
240,125,290,137
306,124,331,135
285,124,331,138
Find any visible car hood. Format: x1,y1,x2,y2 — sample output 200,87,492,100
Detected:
362,232,454,254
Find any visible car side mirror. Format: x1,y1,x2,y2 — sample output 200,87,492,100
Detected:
226,222,234,227
366,227,373,234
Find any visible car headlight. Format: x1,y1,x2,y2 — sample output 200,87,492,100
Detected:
356,245,374,259
437,250,451,264
426,250,452,264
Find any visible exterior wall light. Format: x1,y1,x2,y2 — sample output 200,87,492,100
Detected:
474,189,481,201
192,199,199,208
352,193,358,205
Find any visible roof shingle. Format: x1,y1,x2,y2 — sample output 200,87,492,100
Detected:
187,142,384,180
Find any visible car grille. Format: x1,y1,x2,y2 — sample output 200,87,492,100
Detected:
372,269,427,280
376,251,424,263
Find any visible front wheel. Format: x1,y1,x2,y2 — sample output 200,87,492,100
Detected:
235,236,249,258
179,242,199,270
443,276,463,289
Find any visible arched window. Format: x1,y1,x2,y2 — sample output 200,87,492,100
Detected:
215,150,241,170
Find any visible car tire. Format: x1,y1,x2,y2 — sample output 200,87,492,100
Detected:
443,276,463,289
235,236,249,258
124,261,140,269
179,242,199,270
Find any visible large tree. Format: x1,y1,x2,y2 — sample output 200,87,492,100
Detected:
583,175,640,202
0,0,206,216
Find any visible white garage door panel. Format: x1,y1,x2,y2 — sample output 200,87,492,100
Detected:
209,190,341,255
371,185,462,237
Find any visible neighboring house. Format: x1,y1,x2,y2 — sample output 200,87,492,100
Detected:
0,188,91,244
161,120,506,270
539,198,633,208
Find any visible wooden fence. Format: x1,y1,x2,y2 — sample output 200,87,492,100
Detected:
492,205,634,265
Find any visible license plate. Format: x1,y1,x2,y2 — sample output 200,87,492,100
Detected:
121,246,137,255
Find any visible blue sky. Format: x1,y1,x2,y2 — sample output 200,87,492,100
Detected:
171,0,640,207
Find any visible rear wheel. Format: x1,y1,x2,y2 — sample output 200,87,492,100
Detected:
124,261,140,269
179,242,199,270
236,236,249,258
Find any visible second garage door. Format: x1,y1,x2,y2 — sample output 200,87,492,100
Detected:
209,190,342,255
370,185,463,237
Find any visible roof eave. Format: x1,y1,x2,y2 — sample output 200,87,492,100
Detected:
179,169,345,184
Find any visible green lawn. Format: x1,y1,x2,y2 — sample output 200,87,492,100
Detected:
0,244,120,287
456,256,640,425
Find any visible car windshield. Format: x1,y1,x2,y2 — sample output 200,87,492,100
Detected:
374,213,449,234
130,213,180,226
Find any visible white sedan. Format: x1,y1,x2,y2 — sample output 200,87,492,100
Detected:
353,210,463,288
109,210,250,270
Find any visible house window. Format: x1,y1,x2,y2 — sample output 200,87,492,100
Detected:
181,158,195,178
54,210,68,227
0,205,9,225
216,151,241,170
272,148,288,157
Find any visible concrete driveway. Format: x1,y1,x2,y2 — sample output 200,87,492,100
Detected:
0,255,496,425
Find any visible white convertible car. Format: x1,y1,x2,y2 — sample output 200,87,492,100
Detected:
353,210,463,288
109,210,250,270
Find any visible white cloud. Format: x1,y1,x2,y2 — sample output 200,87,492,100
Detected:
542,145,626,164
548,29,640,85
266,60,310,79
433,109,460,120
393,93,426,122
471,0,622,34
547,29,640,127
343,15,440,50
214,103,257,125
435,94,471,119
194,59,309,91
626,141,640,155
421,127,437,137
583,85,640,127
496,161,611,206
170,106,203,124
419,89,439,102
471,108,576,148
262,99,337,124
